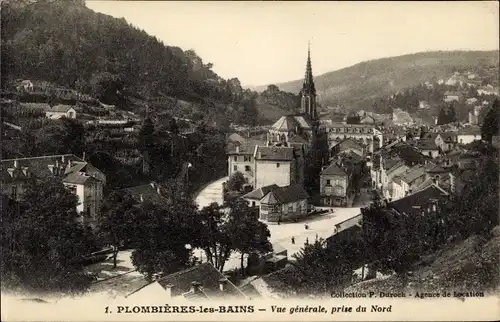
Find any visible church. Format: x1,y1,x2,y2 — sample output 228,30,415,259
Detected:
227,45,324,192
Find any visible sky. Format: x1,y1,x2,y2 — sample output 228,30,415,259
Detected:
86,1,499,87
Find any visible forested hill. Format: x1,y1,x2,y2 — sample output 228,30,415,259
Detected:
252,50,499,110
0,0,246,107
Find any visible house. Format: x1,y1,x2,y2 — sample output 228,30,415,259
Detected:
416,140,440,158
388,184,449,216
457,126,481,144
126,263,247,300
477,85,499,96
253,145,303,190
326,218,362,248
445,75,465,87
443,91,463,103
380,158,409,199
319,161,353,207
391,165,427,200
227,141,258,184
258,183,309,222
44,104,77,119
0,154,105,228
435,133,457,152
360,115,375,124
242,184,279,207
119,182,169,205
419,101,431,109
16,80,34,92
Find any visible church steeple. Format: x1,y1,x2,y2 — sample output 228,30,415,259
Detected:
301,42,317,120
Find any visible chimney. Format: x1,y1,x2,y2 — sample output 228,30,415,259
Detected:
82,152,86,161
157,185,161,195
61,155,65,163
13,160,18,168
21,167,28,176
140,194,144,203
190,281,202,293
218,278,228,292
258,151,262,159
165,284,174,298
150,182,155,188
48,164,54,174
235,145,239,153
7,168,15,177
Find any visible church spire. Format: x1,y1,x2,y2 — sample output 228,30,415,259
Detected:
301,42,317,120
303,41,315,92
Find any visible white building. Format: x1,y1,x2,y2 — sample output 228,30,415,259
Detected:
44,104,77,119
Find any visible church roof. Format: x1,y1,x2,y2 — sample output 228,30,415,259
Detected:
271,116,299,131
293,114,313,129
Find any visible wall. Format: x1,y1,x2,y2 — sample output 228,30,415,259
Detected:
254,160,292,189
457,134,481,145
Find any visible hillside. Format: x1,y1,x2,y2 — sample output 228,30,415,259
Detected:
345,226,500,295
253,51,499,111
0,0,258,124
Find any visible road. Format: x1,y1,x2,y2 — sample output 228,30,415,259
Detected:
194,177,364,269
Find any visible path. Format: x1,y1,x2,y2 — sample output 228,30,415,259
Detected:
194,176,227,208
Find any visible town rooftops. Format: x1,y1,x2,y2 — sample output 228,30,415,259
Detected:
292,114,314,129
457,126,481,135
226,141,256,155
389,184,448,216
254,146,295,161
119,182,168,205
156,263,246,299
399,165,426,185
1,154,104,185
321,162,347,176
242,184,279,201
444,91,462,97
260,183,309,205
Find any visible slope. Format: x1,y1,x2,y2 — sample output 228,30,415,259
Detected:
253,51,499,110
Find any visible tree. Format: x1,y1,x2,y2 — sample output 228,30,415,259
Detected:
195,203,233,271
98,191,138,268
226,199,272,275
129,195,200,281
227,171,246,192
481,99,499,143
0,177,98,293
89,72,124,105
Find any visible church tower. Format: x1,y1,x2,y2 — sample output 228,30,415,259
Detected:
301,43,317,120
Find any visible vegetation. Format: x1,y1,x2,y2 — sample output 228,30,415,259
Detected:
481,99,499,143
0,177,98,293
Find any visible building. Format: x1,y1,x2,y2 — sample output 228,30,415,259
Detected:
44,104,77,119
391,165,427,200
258,183,309,222
388,184,449,216
16,80,34,92
435,133,457,152
392,109,413,126
416,140,440,158
227,142,258,184
443,91,463,103
380,158,409,199
456,126,482,144
319,161,353,206
242,184,279,207
330,137,365,159
419,101,431,109
127,263,247,300
119,182,169,205
0,154,105,228
253,145,303,190
324,123,382,151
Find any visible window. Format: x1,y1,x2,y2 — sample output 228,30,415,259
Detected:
326,179,331,185
233,156,237,162
245,165,251,172
233,165,237,171
428,151,432,157
244,156,251,162
252,201,256,207
276,163,280,168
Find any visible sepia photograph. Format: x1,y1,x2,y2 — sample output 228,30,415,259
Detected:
1,0,499,321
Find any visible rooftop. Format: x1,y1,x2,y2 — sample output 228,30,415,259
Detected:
255,146,295,161
242,184,279,201
260,184,309,205
321,162,347,176
389,185,448,216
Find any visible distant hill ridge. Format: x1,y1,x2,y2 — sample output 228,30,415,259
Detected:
251,50,499,110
